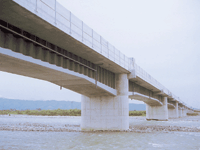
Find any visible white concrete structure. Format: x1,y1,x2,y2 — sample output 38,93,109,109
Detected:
182,108,187,117
167,101,180,119
81,74,129,131
146,97,168,121
179,108,183,118
168,109,176,119
175,102,179,118
0,0,195,131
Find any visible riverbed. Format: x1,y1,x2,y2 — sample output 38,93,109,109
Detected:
0,115,200,149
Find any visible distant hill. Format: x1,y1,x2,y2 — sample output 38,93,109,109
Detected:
0,98,146,111
129,103,146,111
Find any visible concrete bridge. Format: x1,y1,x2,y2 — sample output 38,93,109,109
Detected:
0,0,194,131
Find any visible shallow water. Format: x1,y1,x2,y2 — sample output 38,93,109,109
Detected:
0,115,200,150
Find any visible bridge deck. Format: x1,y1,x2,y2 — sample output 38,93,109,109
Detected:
0,0,131,74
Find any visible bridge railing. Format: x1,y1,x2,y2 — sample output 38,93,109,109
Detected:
134,64,172,95
134,64,189,106
14,0,133,71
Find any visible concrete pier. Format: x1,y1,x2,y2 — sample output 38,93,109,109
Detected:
168,102,179,119
179,108,183,118
175,102,179,118
168,108,177,119
81,74,129,131
182,108,187,117
146,97,168,121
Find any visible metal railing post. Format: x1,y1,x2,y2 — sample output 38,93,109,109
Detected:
82,21,83,42
119,52,120,65
55,0,57,24
113,46,115,62
70,12,71,34
107,41,109,58
35,0,38,12
124,54,125,67
92,29,93,48
100,36,102,53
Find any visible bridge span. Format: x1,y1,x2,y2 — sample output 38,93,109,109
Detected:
0,0,194,131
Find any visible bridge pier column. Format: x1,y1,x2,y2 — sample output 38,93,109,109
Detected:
146,97,168,121
175,102,179,118
81,74,129,131
182,108,187,117
179,108,183,118
168,108,176,119
169,102,179,119
185,109,188,116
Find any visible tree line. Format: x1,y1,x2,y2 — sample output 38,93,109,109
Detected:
0,109,146,116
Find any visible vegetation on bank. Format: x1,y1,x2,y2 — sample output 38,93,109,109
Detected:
129,111,146,116
0,109,81,116
194,110,200,113
0,109,146,116
187,112,199,116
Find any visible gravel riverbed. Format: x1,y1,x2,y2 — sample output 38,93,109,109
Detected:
0,115,200,133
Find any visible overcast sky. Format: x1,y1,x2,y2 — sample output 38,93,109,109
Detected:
0,0,199,108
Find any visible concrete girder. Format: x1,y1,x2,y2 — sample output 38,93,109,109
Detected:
168,103,175,109
0,48,117,97
129,76,161,93
0,20,117,89
129,81,162,101
167,93,175,101
129,92,163,106
154,90,168,97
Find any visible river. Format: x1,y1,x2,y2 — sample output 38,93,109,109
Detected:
0,115,200,150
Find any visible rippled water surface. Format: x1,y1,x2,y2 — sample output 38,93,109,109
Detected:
0,115,200,150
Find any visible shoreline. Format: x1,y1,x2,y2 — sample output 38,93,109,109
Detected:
1,115,200,133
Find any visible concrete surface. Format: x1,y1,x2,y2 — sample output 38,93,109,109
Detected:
81,74,129,131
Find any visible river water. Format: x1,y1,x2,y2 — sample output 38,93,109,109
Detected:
0,115,200,150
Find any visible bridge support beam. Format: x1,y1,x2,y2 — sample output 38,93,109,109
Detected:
146,97,168,121
81,74,129,131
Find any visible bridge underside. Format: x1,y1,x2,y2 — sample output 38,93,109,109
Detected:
0,15,118,97
0,49,116,97
0,18,117,89
129,92,163,106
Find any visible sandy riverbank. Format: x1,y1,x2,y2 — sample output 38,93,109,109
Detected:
0,115,200,133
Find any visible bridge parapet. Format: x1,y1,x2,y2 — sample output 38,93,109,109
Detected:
131,64,194,110
132,64,172,94
13,0,133,71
